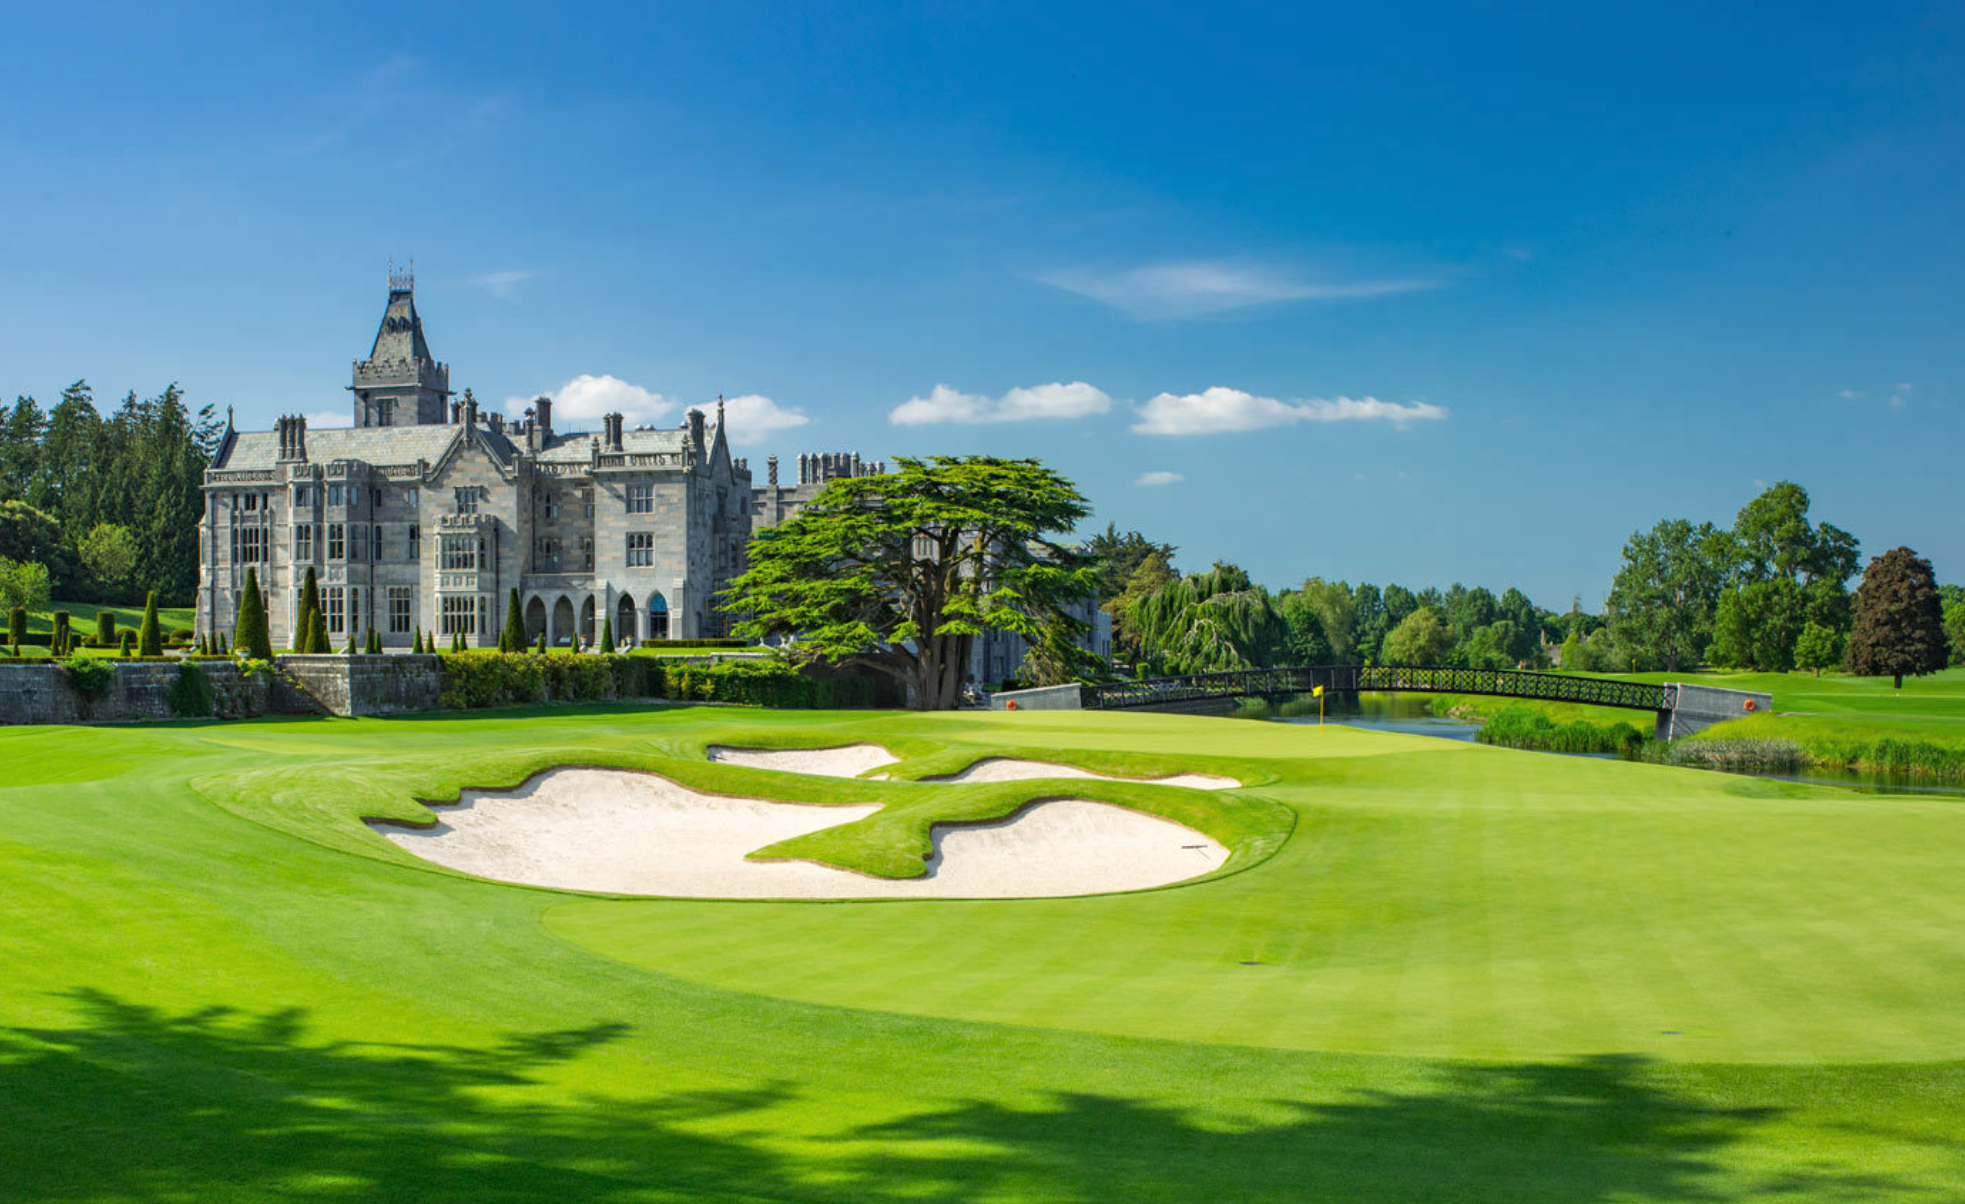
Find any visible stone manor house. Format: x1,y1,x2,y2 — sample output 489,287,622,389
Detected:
196,271,1107,677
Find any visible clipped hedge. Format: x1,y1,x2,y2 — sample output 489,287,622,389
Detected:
435,651,871,711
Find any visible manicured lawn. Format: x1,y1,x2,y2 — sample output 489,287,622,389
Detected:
22,599,196,635
3,705,1963,1200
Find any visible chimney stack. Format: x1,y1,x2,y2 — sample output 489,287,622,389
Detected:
767,455,779,487
534,395,553,438
604,412,624,452
450,401,462,424
687,408,706,455
462,389,479,428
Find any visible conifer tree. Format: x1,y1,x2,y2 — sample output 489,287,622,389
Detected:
308,608,328,656
119,630,134,657
9,606,25,648
297,567,321,653
536,631,545,653
600,614,614,654
140,590,165,657
343,633,355,655
1846,546,1949,689
411,626,423,655
52,611,70,656
500,588,526,652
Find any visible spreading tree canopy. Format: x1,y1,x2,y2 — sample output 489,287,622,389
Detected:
722,456,1097,710
1845,547,1948,688
1123,562,1288,675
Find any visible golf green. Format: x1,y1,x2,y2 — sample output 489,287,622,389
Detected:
3,705,1962,1201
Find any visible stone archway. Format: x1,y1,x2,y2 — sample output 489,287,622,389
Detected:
580,596,596,645
616,593,636,644
648,592,669,641
525,597,546,642
552,596,575,646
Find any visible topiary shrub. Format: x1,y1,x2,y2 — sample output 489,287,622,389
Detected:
52,611,71,656
120,630,135,657
168,661,214,718
231,575,269,660
96,611,116,647
8,606,24,648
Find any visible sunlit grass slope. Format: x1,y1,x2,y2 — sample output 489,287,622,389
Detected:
3,706,1964,1201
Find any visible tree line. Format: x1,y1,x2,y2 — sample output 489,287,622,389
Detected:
0,381,223,609
1088,480,1954,681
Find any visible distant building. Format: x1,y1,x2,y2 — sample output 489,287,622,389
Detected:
751,450,886,530
197,271,752,648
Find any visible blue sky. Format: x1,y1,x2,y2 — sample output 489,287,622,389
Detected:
4,1,1962,605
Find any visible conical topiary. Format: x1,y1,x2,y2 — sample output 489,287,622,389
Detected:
297,567,321,653
120,630,135,658
231,577,271,660
500,588,525,652
600,614,615,654
138,591,163,657
536,630,546,654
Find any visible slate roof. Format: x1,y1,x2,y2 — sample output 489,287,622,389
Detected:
365,286,436,367
212,424,466,472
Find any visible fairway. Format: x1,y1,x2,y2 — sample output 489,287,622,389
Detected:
4,704,1964,1201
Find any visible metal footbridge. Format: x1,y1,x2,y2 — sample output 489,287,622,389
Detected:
1060,666,1769,739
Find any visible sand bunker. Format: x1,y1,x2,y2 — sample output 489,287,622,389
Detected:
706,743,899,778
929,757,1239,791
369,767,1226,899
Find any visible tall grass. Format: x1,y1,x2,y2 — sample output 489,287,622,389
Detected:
1666,739,1809,774
1476,707,1647,756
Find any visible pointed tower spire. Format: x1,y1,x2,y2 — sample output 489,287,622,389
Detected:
350,263,451,426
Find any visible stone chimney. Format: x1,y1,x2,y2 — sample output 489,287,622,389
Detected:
488,412,505,436
687,408,706,455
767,455,779,487
450,401,462,424
462,389,479,428
534,395,553,439
604,412,624,452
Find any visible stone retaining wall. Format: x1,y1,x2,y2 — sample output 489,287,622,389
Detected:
277,655,442,717
0,662,280,725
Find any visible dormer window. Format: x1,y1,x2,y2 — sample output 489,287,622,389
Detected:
454,487,479,516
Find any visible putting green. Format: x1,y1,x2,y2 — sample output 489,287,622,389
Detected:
3,706,1964,1201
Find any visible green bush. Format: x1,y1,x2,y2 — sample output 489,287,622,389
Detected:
168,662,214,718
140,591,166,657
8,606,23,647
642,637,750,649
542,654,616,703
662,659,872,708
96,611,116,647
52,611,71,656
120,630,135,657
62,653,114,699
438,651,547,709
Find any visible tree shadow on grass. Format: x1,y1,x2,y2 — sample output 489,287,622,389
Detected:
0,989,1912,1203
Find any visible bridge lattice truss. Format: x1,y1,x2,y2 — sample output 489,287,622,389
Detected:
1082,666,1671,712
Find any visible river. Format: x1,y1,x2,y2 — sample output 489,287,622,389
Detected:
1244,693,1965,797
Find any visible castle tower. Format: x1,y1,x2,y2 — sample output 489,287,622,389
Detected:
348,264,451,427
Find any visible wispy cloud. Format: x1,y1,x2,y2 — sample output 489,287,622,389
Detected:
471,269,535,301
1132,388,1447,436
304,409,352,429
890,381,1112,426
1134,470,1184,487
1838,389,1866,400
1039,259,1438,320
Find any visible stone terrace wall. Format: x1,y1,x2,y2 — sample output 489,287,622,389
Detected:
277,655,442,717
0,662,278,725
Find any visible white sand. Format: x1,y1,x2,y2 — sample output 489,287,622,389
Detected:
929,757,1239,791
706,743,900,778
368,767,1226,899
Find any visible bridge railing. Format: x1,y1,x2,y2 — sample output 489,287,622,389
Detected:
1083,665,1668,712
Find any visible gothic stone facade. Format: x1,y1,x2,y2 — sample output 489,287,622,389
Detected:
197,276,752,649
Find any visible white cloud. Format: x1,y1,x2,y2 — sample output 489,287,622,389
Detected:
1838,389,1866,400
471,269,535,301
507,374,675,428
1040,259,1438,320
718,393,811,444
304,410,352,429
889,381,1112,426
1132,388,1447,436
1134,470,1184,487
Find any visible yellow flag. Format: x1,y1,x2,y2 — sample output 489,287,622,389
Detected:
1312,685,1325,697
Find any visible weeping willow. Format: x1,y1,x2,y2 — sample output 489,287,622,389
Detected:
1125,563,1289,675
